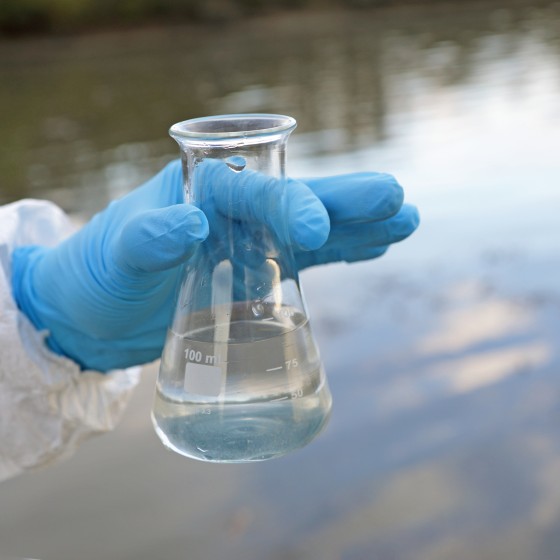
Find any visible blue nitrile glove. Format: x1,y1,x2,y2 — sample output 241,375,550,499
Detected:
12,160,418,372
294,173,419,268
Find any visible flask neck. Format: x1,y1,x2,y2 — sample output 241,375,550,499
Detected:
172,119,294,201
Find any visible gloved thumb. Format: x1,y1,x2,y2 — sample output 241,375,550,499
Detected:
113,204,209,274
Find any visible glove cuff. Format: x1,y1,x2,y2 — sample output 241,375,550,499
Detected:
11,245,65,357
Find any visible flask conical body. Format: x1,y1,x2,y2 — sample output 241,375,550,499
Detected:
152,114,332,462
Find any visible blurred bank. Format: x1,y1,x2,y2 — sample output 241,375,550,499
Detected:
1,0,540,35
1,1,560,559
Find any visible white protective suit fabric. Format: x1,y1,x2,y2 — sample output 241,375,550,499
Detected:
0,199,140,482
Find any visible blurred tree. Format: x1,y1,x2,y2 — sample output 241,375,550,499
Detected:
0,0,50,34
0,0,407,36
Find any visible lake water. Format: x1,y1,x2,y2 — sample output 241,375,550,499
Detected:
1,2,560,559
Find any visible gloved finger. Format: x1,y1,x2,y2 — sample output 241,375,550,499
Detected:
296,244,390,269
285,179,330,250
301,172,404,224
325,203,420,247
113,204,209,274
194,159,330,250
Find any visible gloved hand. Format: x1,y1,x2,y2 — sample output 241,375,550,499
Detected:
12,160,419,372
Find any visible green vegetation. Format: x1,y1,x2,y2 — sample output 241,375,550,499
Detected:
3,0,537,35
0,0,315,35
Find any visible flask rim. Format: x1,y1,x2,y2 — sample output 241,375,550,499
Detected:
169,113,297,141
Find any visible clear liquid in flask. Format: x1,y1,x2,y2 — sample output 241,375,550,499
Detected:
152,303,332,463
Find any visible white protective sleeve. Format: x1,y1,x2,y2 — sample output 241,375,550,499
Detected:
0,199,140,483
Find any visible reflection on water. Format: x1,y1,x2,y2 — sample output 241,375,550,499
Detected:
1,1,560,215
1,2,560,559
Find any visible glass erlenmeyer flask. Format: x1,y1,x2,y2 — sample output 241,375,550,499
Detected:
152,114,332,463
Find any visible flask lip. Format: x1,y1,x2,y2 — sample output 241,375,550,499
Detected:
169,113,297,141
